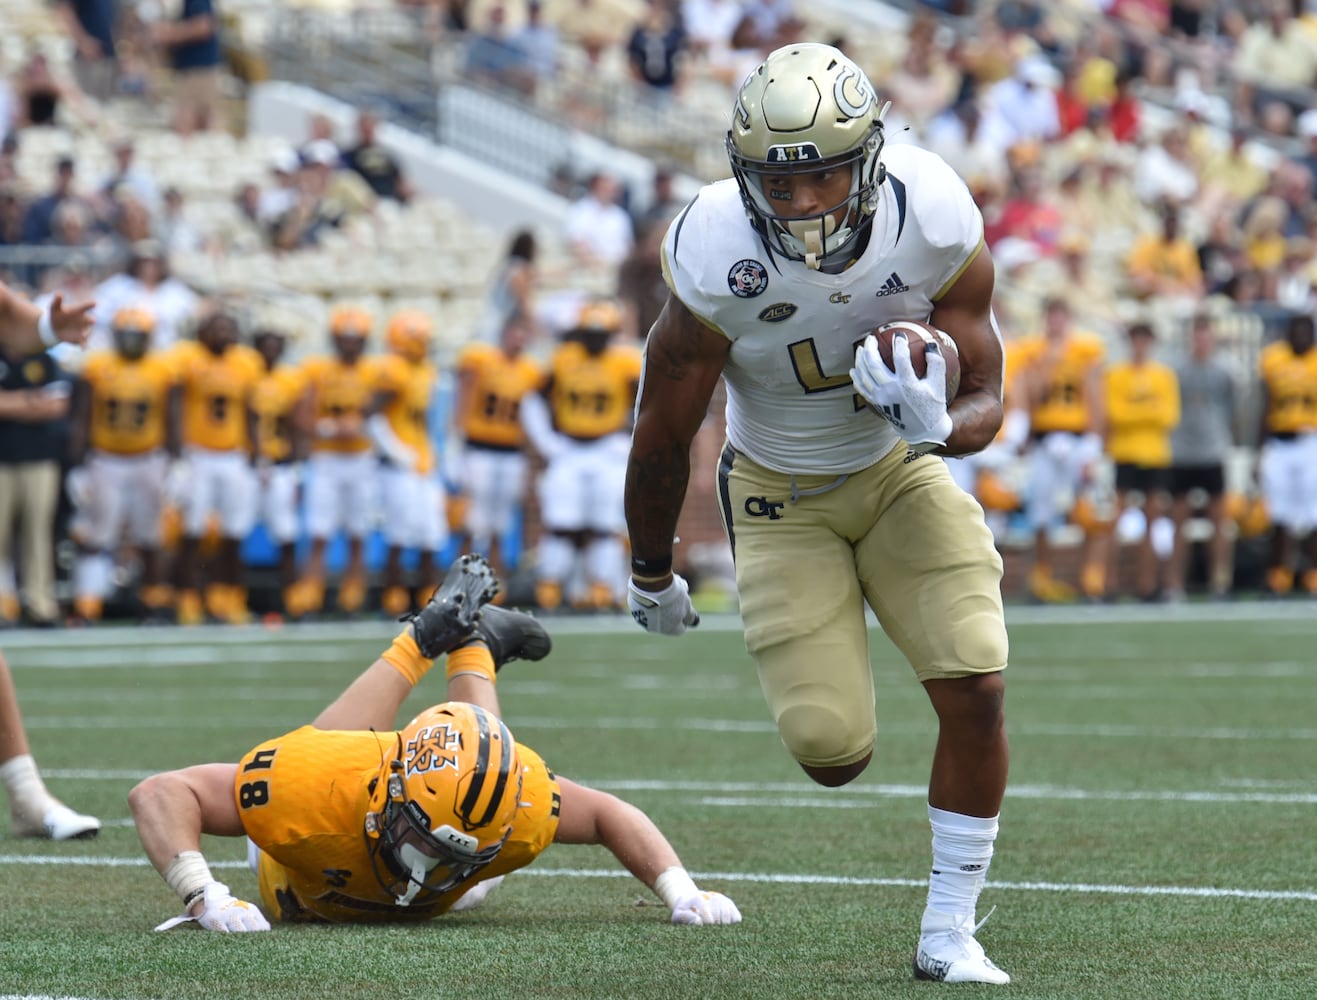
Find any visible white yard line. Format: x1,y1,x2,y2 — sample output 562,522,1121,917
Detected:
1,854,1313,903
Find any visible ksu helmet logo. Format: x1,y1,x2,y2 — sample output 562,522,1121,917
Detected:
728,259,769,298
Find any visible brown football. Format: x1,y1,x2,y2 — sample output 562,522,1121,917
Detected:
868,319,961,399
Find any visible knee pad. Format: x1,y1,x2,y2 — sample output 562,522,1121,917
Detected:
777,701,874,769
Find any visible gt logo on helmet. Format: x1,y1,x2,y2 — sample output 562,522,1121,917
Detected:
834,67,875,119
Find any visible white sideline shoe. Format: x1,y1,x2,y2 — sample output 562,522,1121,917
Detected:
12,800,101,841
913,907,1011,984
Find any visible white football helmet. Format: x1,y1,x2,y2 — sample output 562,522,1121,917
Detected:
726,43,889,270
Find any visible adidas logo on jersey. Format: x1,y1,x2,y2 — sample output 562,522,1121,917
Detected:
875,272,910,297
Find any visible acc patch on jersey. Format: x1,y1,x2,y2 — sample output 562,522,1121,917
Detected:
728,259,769,298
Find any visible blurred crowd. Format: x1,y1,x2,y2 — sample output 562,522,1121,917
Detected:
0,0,1316,626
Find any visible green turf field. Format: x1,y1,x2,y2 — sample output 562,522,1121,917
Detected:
2,605,1315,999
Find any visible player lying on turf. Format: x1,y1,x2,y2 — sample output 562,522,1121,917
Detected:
130,554,740,931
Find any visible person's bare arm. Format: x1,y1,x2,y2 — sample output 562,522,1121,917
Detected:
625,294,730,587
929,248,1004,457
129,764,245,874
0,285,94,355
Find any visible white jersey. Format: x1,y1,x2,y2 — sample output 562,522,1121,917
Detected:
662,144,984,475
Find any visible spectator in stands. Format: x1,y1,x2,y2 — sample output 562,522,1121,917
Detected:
924,100,1009,198
985,162,1063,258
342,110,413,203
0,188,25,253
1166,313,1238,601
1241,196,1289,295
1101,322,1180,602
151,0,224,135
681,0,742,64
272,142,363,252
1230,2,1317,126
564,172,634,270
91,239,201,352
1198,128,1269,221
1134,127,1199,208
633,167,683,235
1295,109,1317,191
300,114,340,165
12,52,88,130
978,54,1061,151
617,217,670,341
884,12,960,133
465,3,537,97
56,0,118,102
22,157,81,247
98,137,160,216
1196,212,1243,299
256,148,300,230
156,186,202,257
627,0,687,102
0,340,71,627
510,0,559,87
1273,160,1314,240
1125,202,1205,302
1103,68,1142,144
481,228,538,344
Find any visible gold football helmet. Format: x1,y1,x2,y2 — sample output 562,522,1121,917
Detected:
365,702,522,907
329,304,374,340
112,307,155,360
386,309,434,363
726,43,889,269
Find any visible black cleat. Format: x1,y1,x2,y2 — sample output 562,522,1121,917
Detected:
403,554,499,658
471,605,552,672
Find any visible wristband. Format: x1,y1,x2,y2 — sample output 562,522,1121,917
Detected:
653,866,699,908
37,306,57,348
163,850,215,907
631,555,672,579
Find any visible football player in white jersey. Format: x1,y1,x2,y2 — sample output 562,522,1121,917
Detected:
625,44,1011,984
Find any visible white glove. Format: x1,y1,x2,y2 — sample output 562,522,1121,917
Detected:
850,334,952,452
669,890,742,926
65,466,90,507
154,881,270,933
627,574,699,635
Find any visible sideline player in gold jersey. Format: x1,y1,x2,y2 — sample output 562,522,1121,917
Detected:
522,300,642,611
250,328,310,617
170,312,264,625
298,306,378,617
131,555,741,931
69,309,181,623
1256,313,1317,596
450,309,542,585
1013,298,1107,601
368,309,444,617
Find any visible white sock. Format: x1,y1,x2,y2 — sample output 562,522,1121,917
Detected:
925,804,999,922
1,754,50,818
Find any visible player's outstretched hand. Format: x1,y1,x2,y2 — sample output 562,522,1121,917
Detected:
154,882,271,933
49,293,95,347
627,573,699,636
669,889,742,926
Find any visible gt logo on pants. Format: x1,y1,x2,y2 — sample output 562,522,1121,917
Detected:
744,496,786,520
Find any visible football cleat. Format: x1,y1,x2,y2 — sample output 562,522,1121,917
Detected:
12,800,101,841
470,605,552,672
402,554,499,658
913,909,1010,985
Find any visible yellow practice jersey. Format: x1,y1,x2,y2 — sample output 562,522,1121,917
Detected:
301,355,375,454
80,351,176,456
1015,333,1105,434
369,353,436,472
237,725,560,924
547,342,642,440
252,365,307,464
171,341,264,451
456,343,543,449
1259,341,1317,435
1104,361,1180,467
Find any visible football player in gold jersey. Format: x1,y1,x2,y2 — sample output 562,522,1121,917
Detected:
170,312,264,625
298,306,378,617
368,309,444,617
250,328,310,617
450,309,542,585
1256,313,1317,596
522,300,642,611
68,308,181,623
1013,298,1107,601
131,555,740,931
